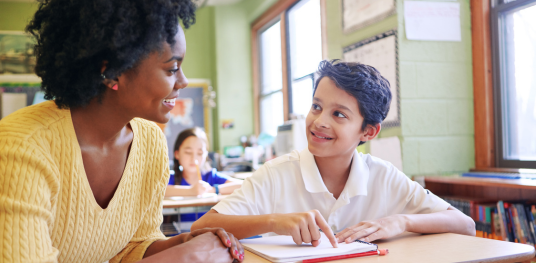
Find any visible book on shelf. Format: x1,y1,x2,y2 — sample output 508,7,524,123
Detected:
442,196,536,246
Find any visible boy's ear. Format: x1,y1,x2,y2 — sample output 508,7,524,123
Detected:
359,123,381,142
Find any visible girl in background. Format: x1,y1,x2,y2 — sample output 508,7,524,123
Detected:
165,127,242,197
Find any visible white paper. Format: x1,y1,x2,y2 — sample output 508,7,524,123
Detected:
343,35,398,123
343,0,395,32
404,1,461,41
241,232,376,262
370,136,403,171
1,93,27,118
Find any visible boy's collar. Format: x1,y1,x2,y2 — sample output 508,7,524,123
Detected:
299,148,369,197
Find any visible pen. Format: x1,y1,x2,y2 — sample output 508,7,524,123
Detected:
195,159,202,181
302,249,388,263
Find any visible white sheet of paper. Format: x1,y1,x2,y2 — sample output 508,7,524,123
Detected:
1,93,27,118
404,1,461,41
241,232,375,261
370,136,403,171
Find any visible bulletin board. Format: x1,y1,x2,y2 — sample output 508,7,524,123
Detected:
343,29,400,127
160,80,213,162
342,0,396,33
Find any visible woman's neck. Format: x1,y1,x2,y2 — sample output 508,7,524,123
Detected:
70,93,132,146
314,151,354,199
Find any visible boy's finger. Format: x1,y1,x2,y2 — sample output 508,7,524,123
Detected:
346,226,378,243
290,227,303,245
313,212,338,248
337,225,368,242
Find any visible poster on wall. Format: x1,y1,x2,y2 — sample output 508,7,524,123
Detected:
342,0,396,33
343,30,399,127
0,31,41,84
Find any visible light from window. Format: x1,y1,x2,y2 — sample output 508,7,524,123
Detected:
291,76,314,118
288,0,322,79
260,92,284,136
501,3,536,160
260,21,283,95
259,21,284,136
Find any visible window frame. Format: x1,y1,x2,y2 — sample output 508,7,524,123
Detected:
251,0,326,135
490,0,536,169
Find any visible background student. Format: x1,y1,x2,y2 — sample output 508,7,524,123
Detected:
0,0,244,262
165,127,242,197
192,60,475,248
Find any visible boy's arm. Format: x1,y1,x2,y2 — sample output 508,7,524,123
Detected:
192,209,339,247
336,206,475,243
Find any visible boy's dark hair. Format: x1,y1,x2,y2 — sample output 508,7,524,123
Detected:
314,60,391,146
26,0,196,109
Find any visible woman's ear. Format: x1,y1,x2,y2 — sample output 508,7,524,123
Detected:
100,60,118,90
174,150,180,161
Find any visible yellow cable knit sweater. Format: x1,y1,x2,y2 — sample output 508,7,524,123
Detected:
0,101,169,263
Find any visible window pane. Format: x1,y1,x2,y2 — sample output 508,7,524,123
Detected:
288,0,322,80
260,21,283,95
291,76,314,118
501,4,536,160
260,92,284,137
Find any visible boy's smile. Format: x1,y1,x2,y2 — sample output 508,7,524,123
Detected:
306,77,366,158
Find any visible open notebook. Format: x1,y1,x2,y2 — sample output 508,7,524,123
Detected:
241,233,377,263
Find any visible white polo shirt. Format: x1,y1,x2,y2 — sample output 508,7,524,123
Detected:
213,148,450,233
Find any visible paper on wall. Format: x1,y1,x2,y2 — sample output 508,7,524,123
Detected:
370,136,403,171
404,1,461,41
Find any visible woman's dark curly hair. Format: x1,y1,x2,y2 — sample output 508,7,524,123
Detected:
26,0,196,109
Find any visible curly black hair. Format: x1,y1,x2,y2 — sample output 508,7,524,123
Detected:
26,0,196,109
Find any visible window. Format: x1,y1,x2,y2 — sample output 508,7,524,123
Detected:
492,0,536,168
259,21,285,136
252,0,324,136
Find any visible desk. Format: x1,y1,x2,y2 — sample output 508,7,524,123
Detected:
242,232,535,263
162,194,228,209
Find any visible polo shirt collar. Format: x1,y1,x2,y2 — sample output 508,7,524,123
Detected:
299,148,369,198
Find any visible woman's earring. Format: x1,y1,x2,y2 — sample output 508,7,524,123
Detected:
178,165,183,172
101,74,106,79
112,84,118,90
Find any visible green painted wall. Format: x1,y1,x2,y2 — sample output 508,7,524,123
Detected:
324,0,474,176
0,2,38,31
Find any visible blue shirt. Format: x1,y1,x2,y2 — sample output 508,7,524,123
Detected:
168,168,229,186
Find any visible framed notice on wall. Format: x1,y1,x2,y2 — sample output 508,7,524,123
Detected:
342,0,396,33
343,30,399,127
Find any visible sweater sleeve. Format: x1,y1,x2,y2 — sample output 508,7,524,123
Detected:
109,128,169,263
0,137,60,263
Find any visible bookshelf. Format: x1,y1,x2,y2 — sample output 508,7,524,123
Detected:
416,175,536,201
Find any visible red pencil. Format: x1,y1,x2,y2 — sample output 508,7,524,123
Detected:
302,249,389,263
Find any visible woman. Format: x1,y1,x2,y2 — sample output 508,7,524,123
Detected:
166,127,242,197
0,0,244,262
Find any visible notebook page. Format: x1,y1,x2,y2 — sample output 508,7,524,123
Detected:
241,232,376,260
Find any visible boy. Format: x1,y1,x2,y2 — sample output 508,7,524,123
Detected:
192,60,475,248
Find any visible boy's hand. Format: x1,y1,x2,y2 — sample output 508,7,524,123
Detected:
336,215,407,243
271,210,338,248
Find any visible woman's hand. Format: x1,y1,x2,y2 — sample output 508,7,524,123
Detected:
190,180,212,196
271,210,338,248
335,215,407,243
184,228,245,261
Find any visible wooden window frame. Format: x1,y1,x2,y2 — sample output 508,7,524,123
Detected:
470,0,536,172
251,0,327,135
